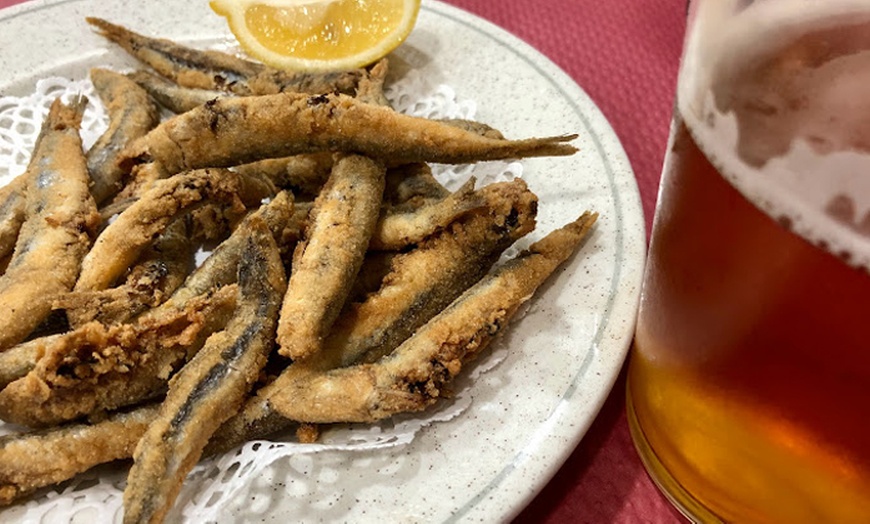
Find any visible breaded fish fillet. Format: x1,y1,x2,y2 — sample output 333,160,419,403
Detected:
0,404,160,506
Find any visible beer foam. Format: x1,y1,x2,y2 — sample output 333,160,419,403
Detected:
679,0,870,269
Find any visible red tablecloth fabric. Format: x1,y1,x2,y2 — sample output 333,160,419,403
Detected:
0,0,688,522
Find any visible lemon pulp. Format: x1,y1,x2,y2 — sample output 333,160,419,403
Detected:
210,0,420,70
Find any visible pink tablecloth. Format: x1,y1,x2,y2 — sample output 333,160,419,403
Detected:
0,0,688,521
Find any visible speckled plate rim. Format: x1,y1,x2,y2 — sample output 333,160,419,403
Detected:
0,0,646,521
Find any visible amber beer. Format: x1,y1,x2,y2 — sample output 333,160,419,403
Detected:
627,1,870,522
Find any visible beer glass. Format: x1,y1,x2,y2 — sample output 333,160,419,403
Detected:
626,1,870,522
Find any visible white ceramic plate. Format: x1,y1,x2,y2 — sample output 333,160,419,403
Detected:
0,0,645,522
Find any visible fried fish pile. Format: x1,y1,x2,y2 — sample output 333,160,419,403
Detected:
0,18,597,524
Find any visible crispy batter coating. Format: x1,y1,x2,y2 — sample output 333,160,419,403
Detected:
161,191,294,312
0,172,29,262
266,212,597,423
124,218,285,524
58,219,194,327
277,155,386,360
87,68,160,205
0,404,159,506
207,179,538,452
371,177,484,250
127,70,227,114
0,334,62,391
232,152,334,199
0,98,99,351
75,169,247,293
86,17,363,97
119,92,577,175
0,285,238,428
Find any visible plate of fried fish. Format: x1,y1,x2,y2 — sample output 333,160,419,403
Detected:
0,0,645,522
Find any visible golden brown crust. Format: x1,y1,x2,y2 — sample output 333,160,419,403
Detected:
86,17,363,97
120,92,577,175
371,177,485,250
265,212,597,423
0,404,159,506
277,155,386,360
0,98,99,351
75,169,246,293
87,68,160,205
123,218,286,524
0,286,238,428
231,152,334,198
58,219,193,327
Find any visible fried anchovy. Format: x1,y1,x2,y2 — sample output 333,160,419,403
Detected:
0,172,29,261
207,179,539,452
119,92,578,176
127,69,227,114
0,98,99,351
266,211,598,424
161,191,293,312
277,155,386,361
87,68,160,205
0,194,288,427
123,218,285,524
0,404,160,506
75,169,249,293
131,54,389,113
86,17,363,97
0,285,238,428
371,177,485,250
232,152,334,199
58,219,194,327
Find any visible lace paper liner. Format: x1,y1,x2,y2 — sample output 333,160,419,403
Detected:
0,69,522,523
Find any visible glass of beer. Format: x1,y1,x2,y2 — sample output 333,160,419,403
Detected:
626,1,870,522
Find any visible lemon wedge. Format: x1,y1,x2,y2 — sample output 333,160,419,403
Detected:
210,0,421,71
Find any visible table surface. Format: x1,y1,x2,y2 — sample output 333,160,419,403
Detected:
0,0,688,522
